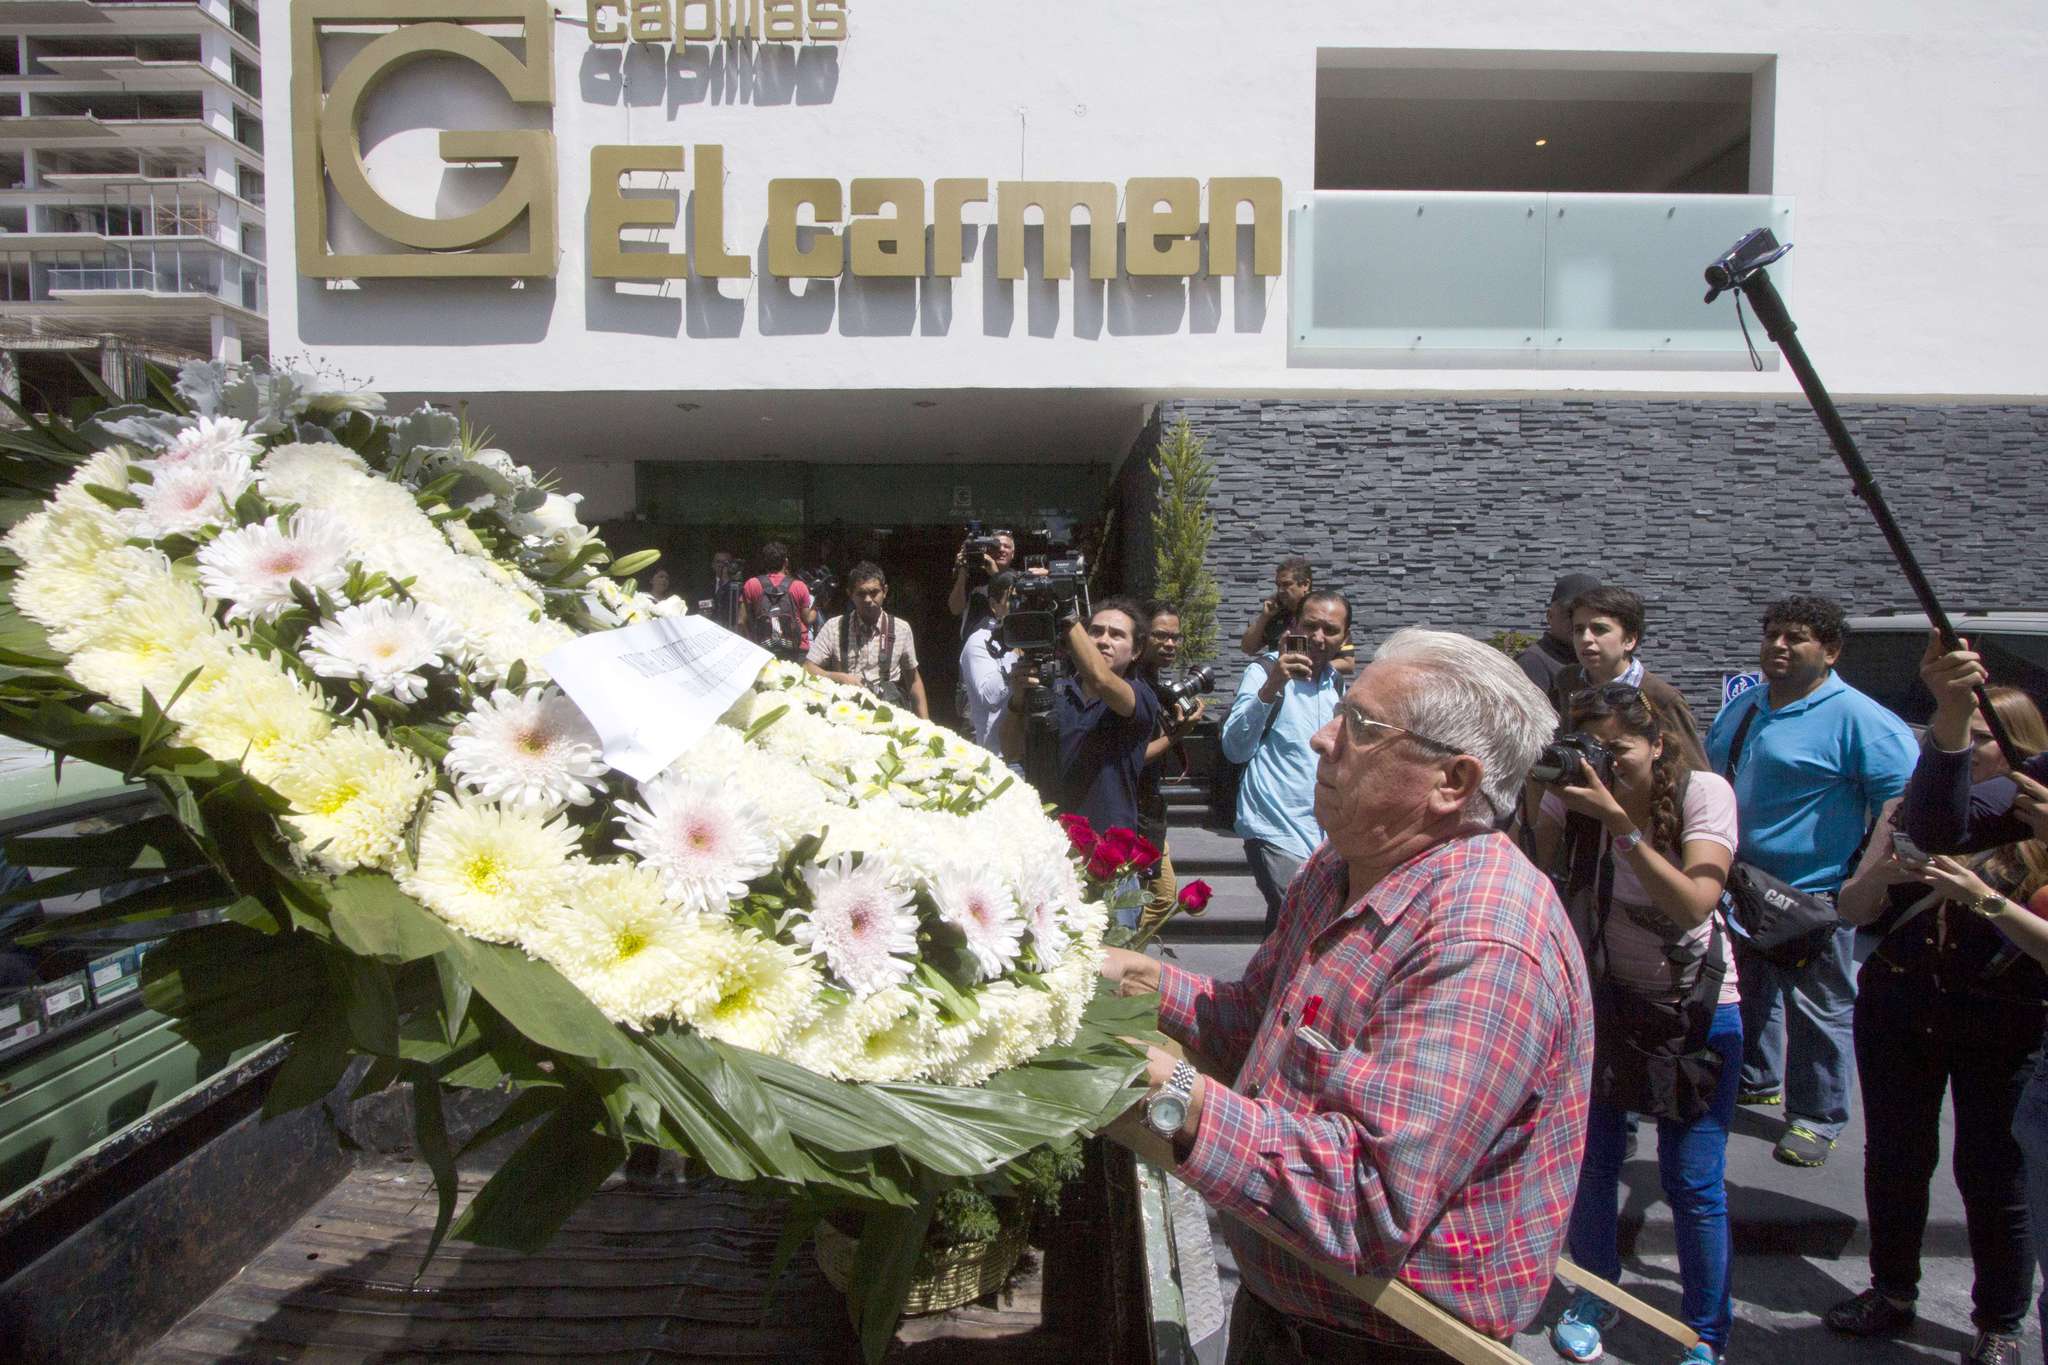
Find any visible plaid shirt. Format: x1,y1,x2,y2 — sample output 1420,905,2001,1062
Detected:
1159,831,1593,1343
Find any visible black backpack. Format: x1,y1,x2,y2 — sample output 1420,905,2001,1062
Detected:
751,575,804,657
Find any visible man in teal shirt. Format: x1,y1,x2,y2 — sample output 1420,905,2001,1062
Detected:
1705,594,1918,1169
1221,590,1349,935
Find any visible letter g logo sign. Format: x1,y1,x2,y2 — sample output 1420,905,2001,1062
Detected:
291,0,557,278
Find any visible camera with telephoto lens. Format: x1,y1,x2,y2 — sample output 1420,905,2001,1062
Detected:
1155,665,1216,724
1528,731,1616,787
962,519,1008,586
999,533,1089,659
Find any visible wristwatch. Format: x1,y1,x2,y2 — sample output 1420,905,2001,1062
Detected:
1611,827,1644,855
1967,891,2010,920
1143,1059,1199,1139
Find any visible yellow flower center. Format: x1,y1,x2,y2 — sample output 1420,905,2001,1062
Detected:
516,727,549,756
462,852,502,892
317,783,359,815
614,927,648,960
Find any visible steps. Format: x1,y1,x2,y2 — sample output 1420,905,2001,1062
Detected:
1156,809,1269,945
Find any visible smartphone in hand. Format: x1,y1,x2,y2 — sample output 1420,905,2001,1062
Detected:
1891,827,1932,867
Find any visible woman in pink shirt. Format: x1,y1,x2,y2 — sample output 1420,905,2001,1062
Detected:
1534,683,1741,1365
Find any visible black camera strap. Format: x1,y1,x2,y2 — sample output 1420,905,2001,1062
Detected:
1721,702,1759,781
838,610,896,692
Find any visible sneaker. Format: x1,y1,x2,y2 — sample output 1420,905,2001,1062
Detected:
1964,1329,2023,1365
1550,1288,1621,1363
1736,1087,1783,1106
1824,1287,1916,1337
1774,1124,1836,1167
1677,1345,1720,1365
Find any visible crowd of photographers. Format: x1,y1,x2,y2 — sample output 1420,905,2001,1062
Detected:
677,529,2048,1365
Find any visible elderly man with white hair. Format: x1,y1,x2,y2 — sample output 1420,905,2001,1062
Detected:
1103,628,1595,1363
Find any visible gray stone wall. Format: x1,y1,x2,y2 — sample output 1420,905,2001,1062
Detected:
1139,398,2048,719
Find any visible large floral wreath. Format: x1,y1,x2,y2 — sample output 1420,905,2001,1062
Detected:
0,363,1157,1357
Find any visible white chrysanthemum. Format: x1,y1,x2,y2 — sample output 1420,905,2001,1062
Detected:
1045,949,1101,1044
929,864,1024,981
271,725,432,872
443,519,487,557
177,654,334,783
1015,863,1072,970
63,573,237,711
793,854,921,998
524,861,708,1027
196,511,355,622
254,441,370,503
936,981,1056,1087
302,380,386,415
401,795,578,942
9,513,168,645
677,923,821,1055
302,598,461,703
783,988,938,1083
614,772,777,911
445,687,607,814
157,414,262,469
126,450,253,539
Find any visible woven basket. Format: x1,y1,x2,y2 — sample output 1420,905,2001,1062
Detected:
813,1215,1030,1316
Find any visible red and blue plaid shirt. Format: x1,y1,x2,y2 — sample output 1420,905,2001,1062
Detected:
1159,831,1593,1343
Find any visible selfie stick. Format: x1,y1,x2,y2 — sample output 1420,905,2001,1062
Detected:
1704,230,2025,770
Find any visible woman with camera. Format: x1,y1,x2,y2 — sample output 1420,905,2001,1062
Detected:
1533,684,1740,1365
1825,686,2048,1365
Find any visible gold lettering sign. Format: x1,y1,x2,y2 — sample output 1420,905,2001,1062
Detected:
587,0,847,44
997,182,1119,281
291,0,557,278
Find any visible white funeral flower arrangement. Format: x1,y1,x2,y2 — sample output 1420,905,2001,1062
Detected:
1,362,1108,1088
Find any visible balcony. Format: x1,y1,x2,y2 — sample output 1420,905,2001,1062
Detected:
1289,191,1793,369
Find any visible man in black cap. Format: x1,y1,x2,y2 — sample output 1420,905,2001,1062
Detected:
1518,572,1600,696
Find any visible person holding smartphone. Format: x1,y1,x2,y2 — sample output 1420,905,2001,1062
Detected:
1828,685,2048,1365
1220,590,1349,934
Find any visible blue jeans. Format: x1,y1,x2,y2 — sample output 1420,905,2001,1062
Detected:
2013,1043,2048,1361
1737,920,1858,1140
1243,839,1303,937
1112,872,1143,931
1568,1002,1744,1349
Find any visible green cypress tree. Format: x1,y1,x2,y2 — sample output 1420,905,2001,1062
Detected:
1149,420,1222,665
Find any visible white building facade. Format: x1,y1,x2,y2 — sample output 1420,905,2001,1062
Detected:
265,0,2048,707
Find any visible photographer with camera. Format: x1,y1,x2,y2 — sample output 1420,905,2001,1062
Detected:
1135,602,1213,935
738,542,816,661
1823,686,2048,1364
1222,589,1350,935
947,525,1017,640
805,562,928,720
959,572,1019,753
1532,685,1741,1365
999,598,1161,919
1705,594,1918,1170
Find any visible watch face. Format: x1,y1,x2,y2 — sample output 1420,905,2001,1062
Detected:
1146,1094,1188,1135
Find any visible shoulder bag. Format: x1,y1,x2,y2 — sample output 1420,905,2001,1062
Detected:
1719,704,1842,970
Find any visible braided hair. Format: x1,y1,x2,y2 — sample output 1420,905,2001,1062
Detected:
1568,686,1691,858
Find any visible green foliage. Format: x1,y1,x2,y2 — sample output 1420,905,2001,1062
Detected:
1148,420,1222,665
1487,628,1537,657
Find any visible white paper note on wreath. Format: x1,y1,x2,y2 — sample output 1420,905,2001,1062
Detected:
542,615,770,782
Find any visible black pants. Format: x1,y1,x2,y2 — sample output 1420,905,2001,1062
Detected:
1854,964,2045,1332
1224,1287,1457,1364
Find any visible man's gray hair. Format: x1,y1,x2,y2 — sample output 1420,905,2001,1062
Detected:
1373,627,1560,826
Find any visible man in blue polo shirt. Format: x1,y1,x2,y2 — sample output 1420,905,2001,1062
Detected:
1220,589,1349,935
1706,594,1918,1168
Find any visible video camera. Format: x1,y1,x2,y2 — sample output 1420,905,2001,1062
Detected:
999,531,1089,658
1528,731,1615,788
961,519,1010,587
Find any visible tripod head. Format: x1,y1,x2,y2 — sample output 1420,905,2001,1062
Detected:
1703,228,1794,304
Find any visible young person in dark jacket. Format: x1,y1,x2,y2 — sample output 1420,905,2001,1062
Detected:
1829,686,2048,1365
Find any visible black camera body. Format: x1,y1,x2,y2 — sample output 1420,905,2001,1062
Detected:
1155,664,1216,723
962,519,1010,586
1529,732,1615,788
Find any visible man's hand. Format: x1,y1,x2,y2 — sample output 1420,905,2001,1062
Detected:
1100,946,1160,997
1258,649,1312,702
1921,628,1987,751
1168,697,1205,734
2015,771,2048,841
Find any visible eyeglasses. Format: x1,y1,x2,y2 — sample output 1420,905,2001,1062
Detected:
1334,701,1461,754
1569,683,1645,709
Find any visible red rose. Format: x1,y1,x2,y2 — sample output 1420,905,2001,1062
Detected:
1127,833,1162,875
1086,843,1126,881
1176,880,1214,915
1057,813,1099,857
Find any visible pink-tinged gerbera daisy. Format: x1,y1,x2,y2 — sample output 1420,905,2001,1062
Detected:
793,853,921,998
930,864,1024,981
128,450,253,539
446,686,608,814
301,597,462,704
196,511,353,621
614,772,777,912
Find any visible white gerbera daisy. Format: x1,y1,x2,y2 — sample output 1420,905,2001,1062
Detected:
400,795,579,943
1014,864,1071,970
524,861,708,1027
930,864,1025,981
177,653,334,783
126,450,253,540
157,414,262,469
793,853,921,998
271,725,432,872
614,772,777,911
302,598,462,703
678,924,821,1055
445,687,607,814
196,511,355,622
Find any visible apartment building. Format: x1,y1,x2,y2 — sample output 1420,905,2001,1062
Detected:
0,0,266,409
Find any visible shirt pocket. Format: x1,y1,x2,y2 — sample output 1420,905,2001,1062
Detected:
1276,1027,1342,1096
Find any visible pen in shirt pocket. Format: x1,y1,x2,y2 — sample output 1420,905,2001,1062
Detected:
1294,993,1337,1051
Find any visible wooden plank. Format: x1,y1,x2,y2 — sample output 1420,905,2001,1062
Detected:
1556,1257,1700,1348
